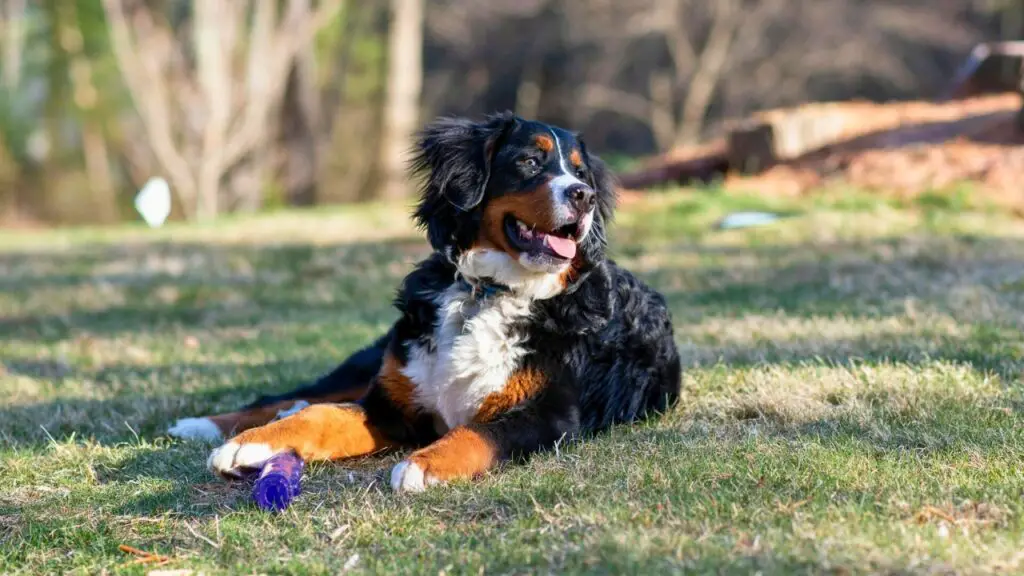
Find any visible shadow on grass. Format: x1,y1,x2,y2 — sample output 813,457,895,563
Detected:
2,230,1024,519
0,238,428,342
0,359,342,449
644,235,1024,315
4,231,1022,341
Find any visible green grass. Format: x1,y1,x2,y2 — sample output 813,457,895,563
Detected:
2,187,1024,575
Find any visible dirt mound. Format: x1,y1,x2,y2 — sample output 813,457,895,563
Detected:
619,93,1024,208
731,94,1023,203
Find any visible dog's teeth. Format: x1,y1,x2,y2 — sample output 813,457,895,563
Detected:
517,221,533,238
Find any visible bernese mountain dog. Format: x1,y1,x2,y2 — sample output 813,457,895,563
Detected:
168,112,682,492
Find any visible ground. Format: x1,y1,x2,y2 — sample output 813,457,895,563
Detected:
2,187,1023,575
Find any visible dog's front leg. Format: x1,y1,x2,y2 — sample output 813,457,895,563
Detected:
389,395,581,493
207,403,395,479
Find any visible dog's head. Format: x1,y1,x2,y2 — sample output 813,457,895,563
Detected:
409,112,617,296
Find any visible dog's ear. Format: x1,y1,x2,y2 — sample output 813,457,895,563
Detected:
570,136,618,273
578,136,618,227
409,111,519,252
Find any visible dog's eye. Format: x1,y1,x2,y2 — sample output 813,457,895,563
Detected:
575,166,587,179
520,157,540,173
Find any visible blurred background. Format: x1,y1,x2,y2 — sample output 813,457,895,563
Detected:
0,0,1021,227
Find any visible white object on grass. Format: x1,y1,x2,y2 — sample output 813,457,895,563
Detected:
134,177,172,228
717,211,781,230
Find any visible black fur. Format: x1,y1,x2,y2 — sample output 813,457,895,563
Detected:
410,112,520,252
251,113,681,468
409,111,615,271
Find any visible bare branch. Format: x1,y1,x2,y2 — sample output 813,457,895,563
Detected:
101,0,199,216
379,0,425,200
655,0,697,79
0,0,27,90
577,83,675,150
103,0,346,220
677,0,742,145
221,0,345,174
193,0,236,217
578,84,656,124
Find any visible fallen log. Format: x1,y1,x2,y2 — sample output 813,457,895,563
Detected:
616,150,729,189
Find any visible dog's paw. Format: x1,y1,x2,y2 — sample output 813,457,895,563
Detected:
207,441,280,480
168,417,223,443
390,460,441,493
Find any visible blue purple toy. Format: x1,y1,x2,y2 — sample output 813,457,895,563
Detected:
251,451,305,512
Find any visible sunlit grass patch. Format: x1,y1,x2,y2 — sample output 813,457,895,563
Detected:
2,186,1023,574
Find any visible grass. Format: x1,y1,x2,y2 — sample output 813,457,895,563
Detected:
2,186,1024,574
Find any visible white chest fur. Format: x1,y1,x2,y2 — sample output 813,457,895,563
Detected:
401,285,535,431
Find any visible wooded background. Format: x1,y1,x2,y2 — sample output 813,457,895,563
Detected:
0,0,1020,225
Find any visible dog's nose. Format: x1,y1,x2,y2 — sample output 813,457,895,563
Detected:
565,183,596,214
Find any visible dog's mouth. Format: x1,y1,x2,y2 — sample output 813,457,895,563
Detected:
504,215,581,261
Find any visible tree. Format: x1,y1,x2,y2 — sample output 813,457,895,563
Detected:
0,0,28,216
377,0,424,201
100,0,344,220
0,0,27,90
48,0,118,222
559,0,991,152
275,34,322,208
1,0,1015,226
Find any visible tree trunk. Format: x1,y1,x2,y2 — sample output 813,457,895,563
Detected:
58,0,119,223
193,0,233,220
278,52,320,206
81,124,119,223
224,156,265,213
377,0,424,201
1,0,27,90
676,0,740,146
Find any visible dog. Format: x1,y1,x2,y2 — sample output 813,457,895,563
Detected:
168,112,682,492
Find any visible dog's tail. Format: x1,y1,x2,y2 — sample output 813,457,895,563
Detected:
243,328,393,409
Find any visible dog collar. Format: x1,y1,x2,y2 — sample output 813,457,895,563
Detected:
456,276,511,300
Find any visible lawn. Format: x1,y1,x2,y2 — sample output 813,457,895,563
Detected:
2,187,1024,575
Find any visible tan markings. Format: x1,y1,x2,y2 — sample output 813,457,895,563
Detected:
558,252,586,288
569,149,583,168
229,403,396,461
479,187,559,256
205,386,369,437
379,352,419,416
407,426,498,482
207,402,297,438
474,368,547,423
533,134,554,153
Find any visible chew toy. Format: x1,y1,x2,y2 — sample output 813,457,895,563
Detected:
252,451,305,512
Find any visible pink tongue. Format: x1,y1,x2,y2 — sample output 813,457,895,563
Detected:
544,234,577,259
